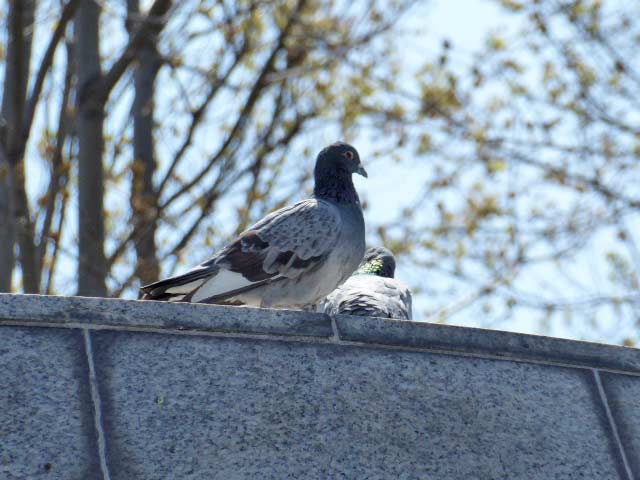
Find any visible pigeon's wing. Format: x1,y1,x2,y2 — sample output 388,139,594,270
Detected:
388,278,413,320
140,199,342,303
322,276,413,320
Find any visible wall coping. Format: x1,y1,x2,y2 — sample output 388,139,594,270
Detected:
1,293,638,374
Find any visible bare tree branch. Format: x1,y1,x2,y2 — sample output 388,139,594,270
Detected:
21,0,80,150
38,37,74,280
94,0,174,103
157,0,307,211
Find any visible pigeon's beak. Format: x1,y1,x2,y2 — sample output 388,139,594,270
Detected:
355,164,368,178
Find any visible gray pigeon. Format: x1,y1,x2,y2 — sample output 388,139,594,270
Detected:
319,246,413,320
140,142,367,308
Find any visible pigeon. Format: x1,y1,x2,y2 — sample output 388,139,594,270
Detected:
319,246,413,320
140,142,367,309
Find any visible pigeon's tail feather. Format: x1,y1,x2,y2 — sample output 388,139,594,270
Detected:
139,265,218,302
139,263,279,304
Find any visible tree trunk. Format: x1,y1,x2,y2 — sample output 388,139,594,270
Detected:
128,0,160,286
0,160,13,292
76,0,106,296
0,0,36,292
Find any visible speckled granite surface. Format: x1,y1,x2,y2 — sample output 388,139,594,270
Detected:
600,372,640,476
93,332,623,479
0,327,101,480
0,294,638,479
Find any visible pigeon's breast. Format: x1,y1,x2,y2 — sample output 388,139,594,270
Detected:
292,202,364,305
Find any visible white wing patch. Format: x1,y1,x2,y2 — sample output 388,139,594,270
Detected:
191,269,254,303
166,280,205,294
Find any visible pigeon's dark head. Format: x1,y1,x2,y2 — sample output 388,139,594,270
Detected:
356,246,396,278
315,142,367,179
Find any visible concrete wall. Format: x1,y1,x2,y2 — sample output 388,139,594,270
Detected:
1,293,639,480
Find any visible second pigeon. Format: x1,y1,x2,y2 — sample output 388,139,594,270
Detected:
319,246,412,320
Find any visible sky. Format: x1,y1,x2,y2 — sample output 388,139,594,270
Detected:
360,0,514,223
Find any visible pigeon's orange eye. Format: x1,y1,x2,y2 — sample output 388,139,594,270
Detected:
344,151,354,160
